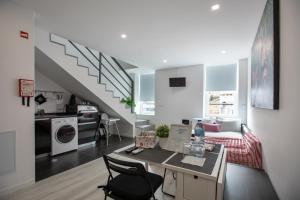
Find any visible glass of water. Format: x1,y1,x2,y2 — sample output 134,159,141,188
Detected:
191,142,205,158
183,142,192,156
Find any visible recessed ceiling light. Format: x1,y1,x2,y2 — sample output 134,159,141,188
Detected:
211,4,220,11
163,59,167,63
221,50,227,54
121,34,127,39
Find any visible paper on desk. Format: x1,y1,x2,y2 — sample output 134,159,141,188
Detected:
164,124,192,153
181,156,206,167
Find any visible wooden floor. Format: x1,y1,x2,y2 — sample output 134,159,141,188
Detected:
1,157,173,200
1,157,278,200
36,136,134,181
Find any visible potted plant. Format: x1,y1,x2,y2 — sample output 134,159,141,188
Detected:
120,97,136,108
156,124,170,148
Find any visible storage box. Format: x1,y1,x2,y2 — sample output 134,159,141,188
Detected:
135,131,157,148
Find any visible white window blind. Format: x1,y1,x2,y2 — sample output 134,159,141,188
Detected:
140,74,154,101
206,64,237,91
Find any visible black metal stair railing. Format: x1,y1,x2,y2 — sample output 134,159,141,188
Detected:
50,34,134,113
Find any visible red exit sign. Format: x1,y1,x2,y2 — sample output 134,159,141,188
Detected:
20,31,29,39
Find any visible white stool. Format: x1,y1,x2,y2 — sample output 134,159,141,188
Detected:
100,113,121,146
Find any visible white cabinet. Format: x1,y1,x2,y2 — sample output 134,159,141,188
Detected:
169,148,227,200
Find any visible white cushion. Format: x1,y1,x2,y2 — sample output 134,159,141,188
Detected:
205,131,243,139
216,118,241,132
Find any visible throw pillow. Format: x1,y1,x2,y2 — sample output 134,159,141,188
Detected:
202,123,221,132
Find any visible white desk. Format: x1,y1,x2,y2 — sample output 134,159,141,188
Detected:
113,144,227,200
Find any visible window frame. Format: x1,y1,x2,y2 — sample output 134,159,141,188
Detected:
203,64,239,118
139,101,155,116
135,73,155,116
204,90,239,118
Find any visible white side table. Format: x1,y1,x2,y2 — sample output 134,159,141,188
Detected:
109,118,121,141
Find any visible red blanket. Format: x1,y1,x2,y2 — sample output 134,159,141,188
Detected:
205,132,262,169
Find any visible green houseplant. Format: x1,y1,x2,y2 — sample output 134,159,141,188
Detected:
120,97,136,108
156,124,170,148
156,124,170,138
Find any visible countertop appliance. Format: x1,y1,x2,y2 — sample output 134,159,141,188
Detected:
76,105,99,145
51,117,78,156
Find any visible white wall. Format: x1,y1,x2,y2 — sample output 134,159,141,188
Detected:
238,58,248,124
35,70,71,113
154,65,204,126
247,1,300,199
0,0,35,194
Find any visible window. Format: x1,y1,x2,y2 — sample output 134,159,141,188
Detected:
206,91,237,116
140,101,155,115
205,64,238,117
137,74,155,115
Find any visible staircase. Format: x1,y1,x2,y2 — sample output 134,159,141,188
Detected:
35,28,136,137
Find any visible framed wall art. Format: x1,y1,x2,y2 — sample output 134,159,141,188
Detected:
251,0,280,110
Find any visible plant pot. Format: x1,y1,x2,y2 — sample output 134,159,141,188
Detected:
159,137,168,149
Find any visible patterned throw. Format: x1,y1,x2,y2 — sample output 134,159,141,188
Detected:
204,131,262,169
135,131,157,149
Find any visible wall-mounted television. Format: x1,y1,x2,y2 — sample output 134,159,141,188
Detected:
169,77,186,87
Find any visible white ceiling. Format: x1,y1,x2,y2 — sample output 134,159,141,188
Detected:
13,0,266,69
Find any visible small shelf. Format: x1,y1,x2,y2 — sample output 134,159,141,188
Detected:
209,103,234,106
35,90,64,94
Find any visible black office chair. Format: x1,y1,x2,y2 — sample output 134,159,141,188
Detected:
98,155,163,200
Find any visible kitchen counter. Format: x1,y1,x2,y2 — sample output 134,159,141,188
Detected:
35,111,98,155
35,113,77,120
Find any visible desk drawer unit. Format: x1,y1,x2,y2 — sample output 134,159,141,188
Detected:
171,148,227,200
182,173,216,200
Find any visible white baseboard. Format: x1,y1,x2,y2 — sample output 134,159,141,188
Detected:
0,178,35,197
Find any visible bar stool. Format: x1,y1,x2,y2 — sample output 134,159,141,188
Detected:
100,113,121,146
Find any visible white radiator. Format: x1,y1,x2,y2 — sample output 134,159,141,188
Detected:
0,131,16,176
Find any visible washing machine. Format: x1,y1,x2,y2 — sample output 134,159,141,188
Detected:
51,117,78,156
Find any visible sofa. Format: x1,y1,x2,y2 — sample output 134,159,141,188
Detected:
203,120,263,169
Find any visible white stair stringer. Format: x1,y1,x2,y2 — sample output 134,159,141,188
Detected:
35,28,136,137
